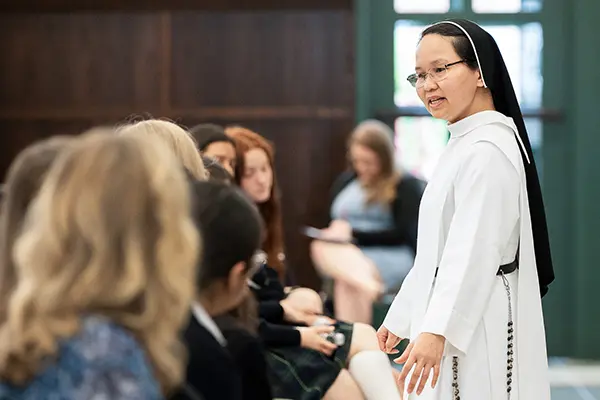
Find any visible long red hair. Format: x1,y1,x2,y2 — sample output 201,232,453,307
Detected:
225,126,285,280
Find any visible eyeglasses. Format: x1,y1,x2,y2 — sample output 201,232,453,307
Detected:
406,60,466,88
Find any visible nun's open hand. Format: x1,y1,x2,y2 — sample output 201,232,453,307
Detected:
395,332,445,395
376,325,402,354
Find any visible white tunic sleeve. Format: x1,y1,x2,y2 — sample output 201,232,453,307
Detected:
419,141,520,354
382,266,416,338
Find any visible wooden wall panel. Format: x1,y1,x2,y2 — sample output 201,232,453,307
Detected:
0,8,354,289
0,119,101,180
170,11,353,108
0,14,163,113
1,0,352,13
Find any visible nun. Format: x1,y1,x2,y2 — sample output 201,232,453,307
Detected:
376,19,555,400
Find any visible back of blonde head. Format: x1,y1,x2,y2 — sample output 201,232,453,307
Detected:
119,119,207,181
0,132,199,394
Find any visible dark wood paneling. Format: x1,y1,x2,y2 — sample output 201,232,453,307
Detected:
0,9,354,289
0,119,106,181
1,0,352,13
0,106,351,120
0,14,163,111
170,11,354,109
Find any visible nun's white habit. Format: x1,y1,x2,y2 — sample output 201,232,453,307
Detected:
382,19,555,400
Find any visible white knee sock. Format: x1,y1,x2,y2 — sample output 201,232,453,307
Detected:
348,350,402,400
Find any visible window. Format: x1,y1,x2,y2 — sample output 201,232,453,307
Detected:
395,117,449,181
394,0,450,14
472,0,542,13
392,3,544,180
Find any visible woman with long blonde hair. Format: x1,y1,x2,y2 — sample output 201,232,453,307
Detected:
0,132,199,399
119,118,207,181
0,136,74,325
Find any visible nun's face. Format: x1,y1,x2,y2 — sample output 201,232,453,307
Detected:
415,34,484,123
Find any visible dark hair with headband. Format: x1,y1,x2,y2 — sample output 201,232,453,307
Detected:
189,124,235,152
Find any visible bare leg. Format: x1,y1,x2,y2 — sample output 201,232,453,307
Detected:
284,287,323,314
347,322,380,359
334,280,373,324
310,241,383,300
327,251,380,324
323,369,365,400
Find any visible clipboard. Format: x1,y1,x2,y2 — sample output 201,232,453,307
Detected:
301,226,355,245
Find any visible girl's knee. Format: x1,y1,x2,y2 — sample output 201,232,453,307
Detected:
350,323,379,352
286,287,323,313
354,322,377,337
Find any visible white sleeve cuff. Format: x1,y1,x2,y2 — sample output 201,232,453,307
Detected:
382,293,411,339
419,307,476,355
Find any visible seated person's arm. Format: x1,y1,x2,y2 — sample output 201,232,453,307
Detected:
258,300,284,322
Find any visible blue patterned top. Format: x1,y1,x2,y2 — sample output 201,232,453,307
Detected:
0,316,163,400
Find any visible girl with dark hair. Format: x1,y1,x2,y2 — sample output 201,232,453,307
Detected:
226,126,402,400
378,20,553,399
190,124,237,177
178,181,270,400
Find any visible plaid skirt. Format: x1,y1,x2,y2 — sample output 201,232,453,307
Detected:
265,321,354,400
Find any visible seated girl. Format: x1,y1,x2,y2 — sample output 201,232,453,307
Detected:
176,180,272,400
225,125,402,400
311,120,424,323
0,132,199,399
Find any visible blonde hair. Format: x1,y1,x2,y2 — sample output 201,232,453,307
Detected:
0,136,75,324
0,132,199,394
119,119,207,181
349,120,400,204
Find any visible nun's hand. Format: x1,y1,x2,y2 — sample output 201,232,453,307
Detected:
395,332,445,396
376,325,402,354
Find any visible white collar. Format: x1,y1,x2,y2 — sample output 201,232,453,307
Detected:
192,302,227,346
447,110,514,138
447,110,529,164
